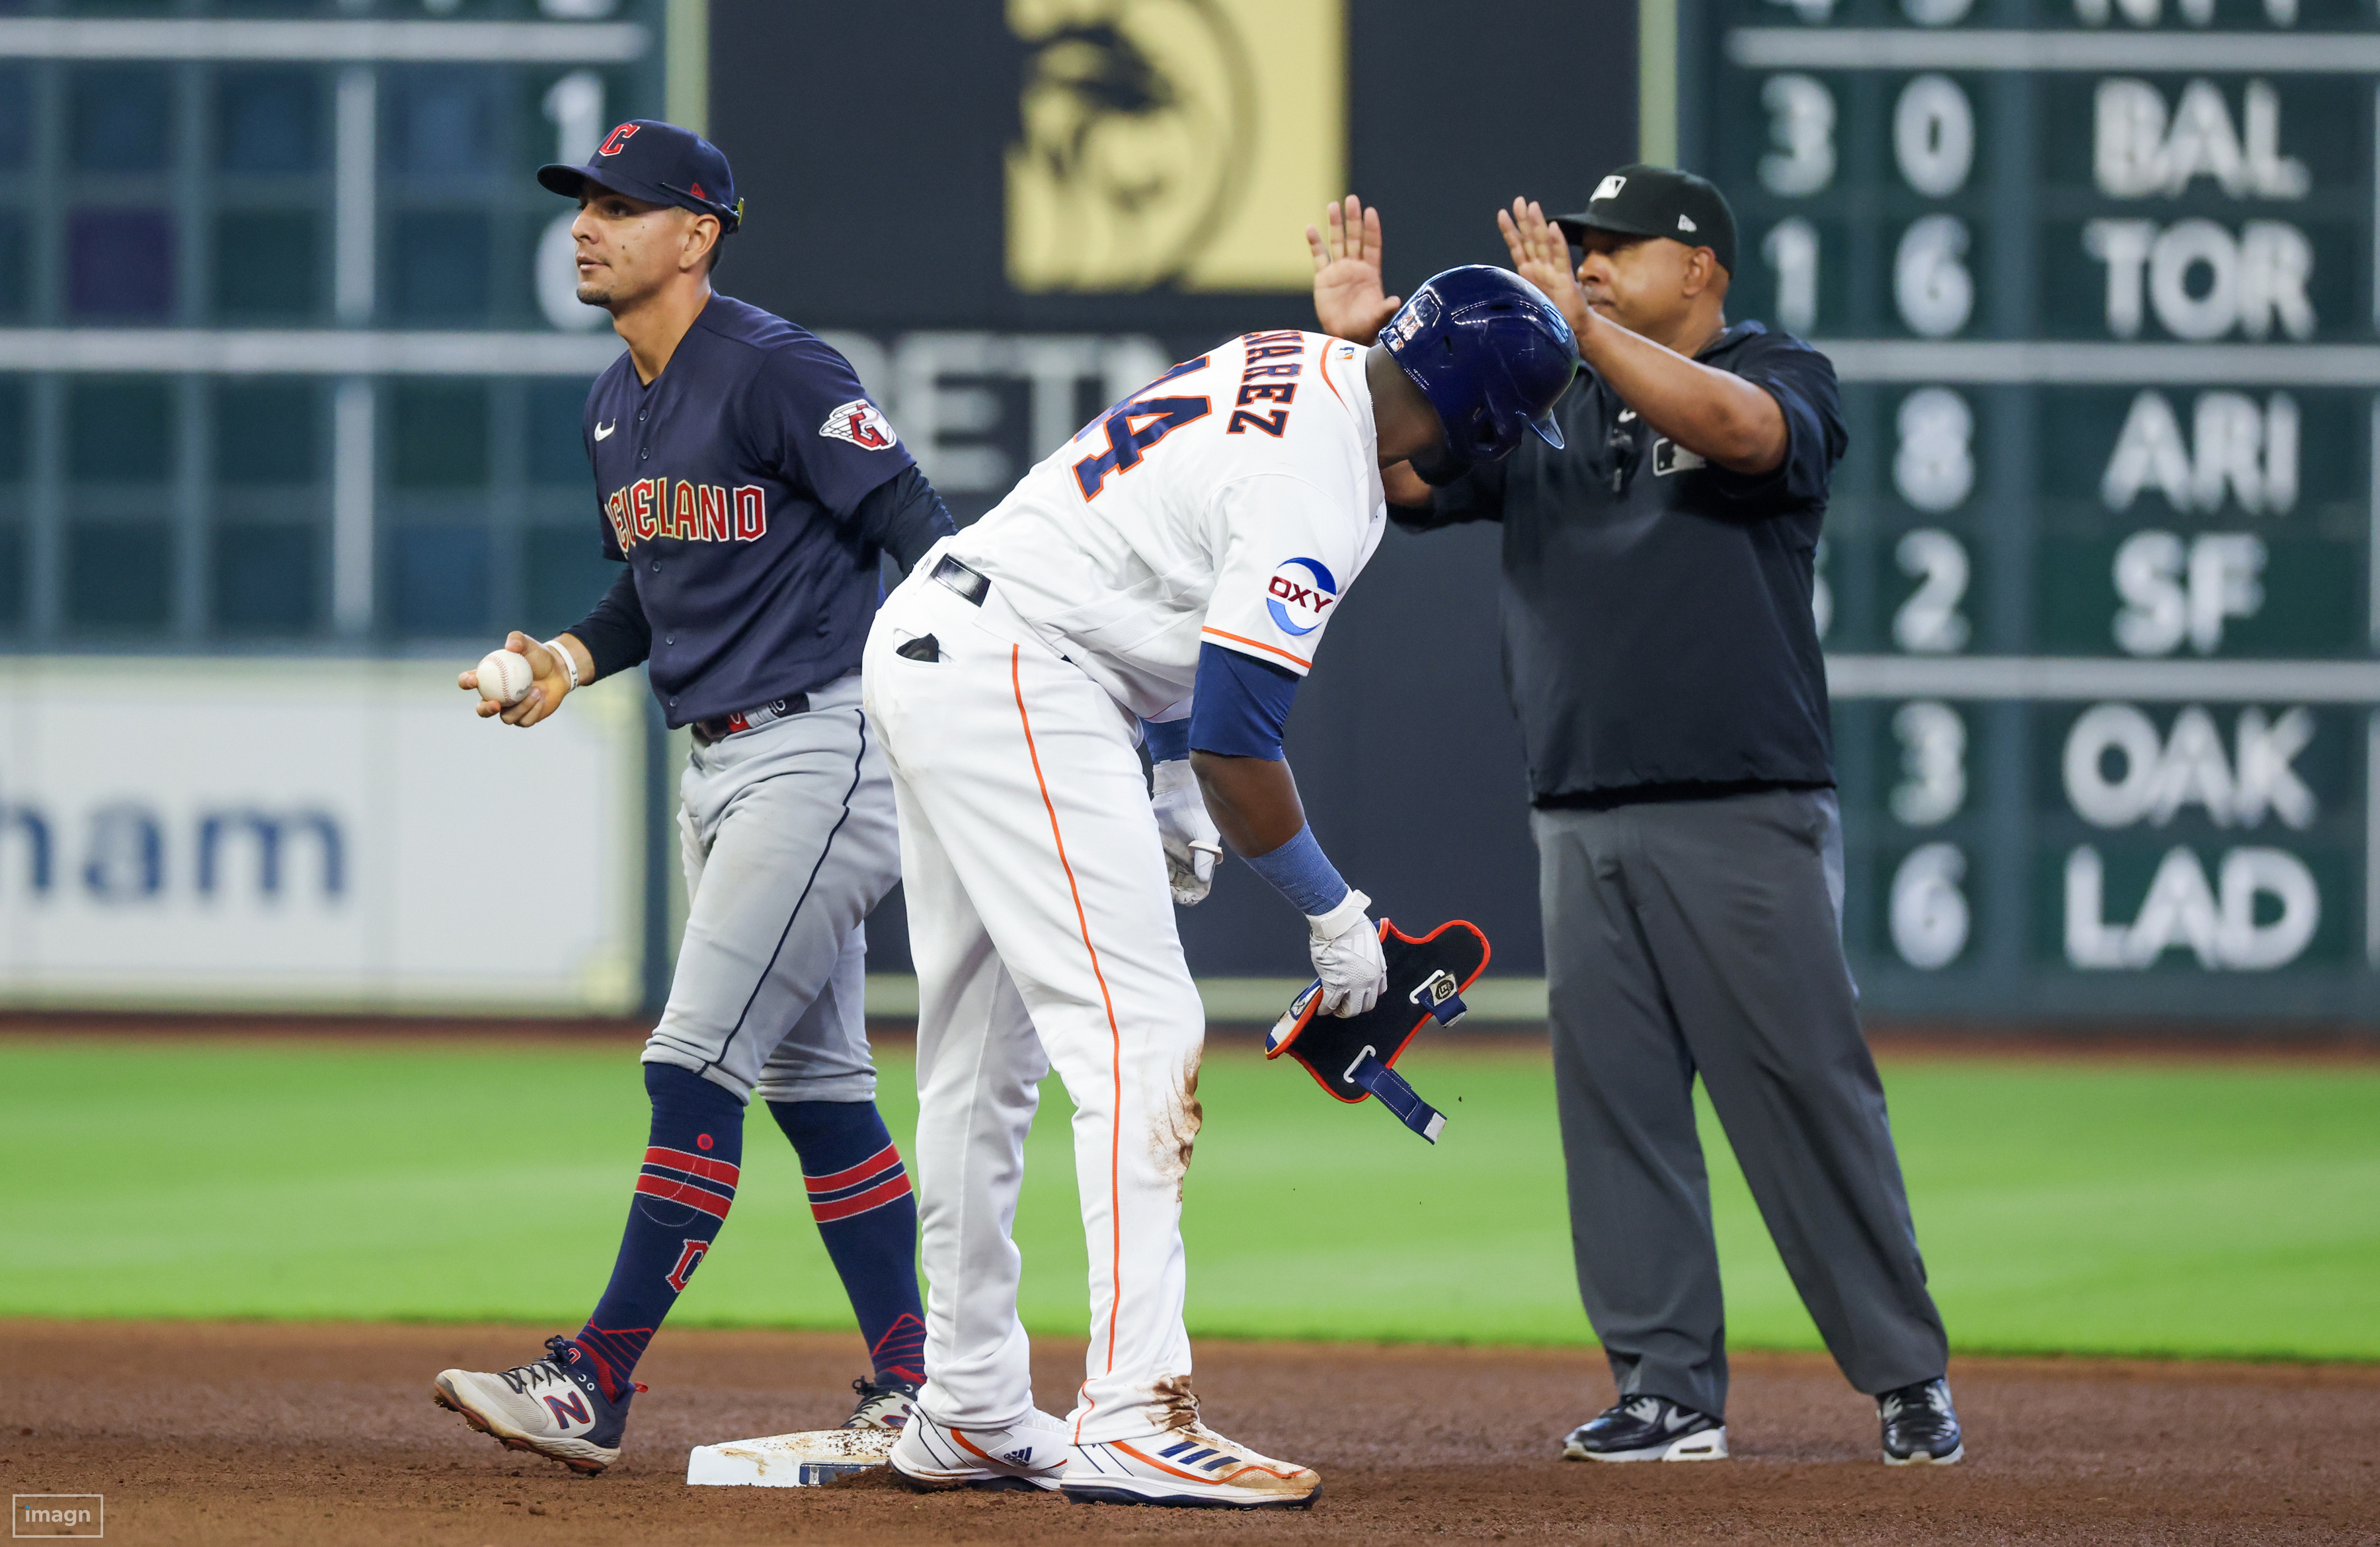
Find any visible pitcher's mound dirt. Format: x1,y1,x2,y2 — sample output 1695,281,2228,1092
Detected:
2,1321,2373,1545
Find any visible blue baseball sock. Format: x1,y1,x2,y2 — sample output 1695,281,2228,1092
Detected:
574,1062,744,1402
767,1099,926,1386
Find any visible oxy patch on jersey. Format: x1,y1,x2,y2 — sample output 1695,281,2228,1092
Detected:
1265,557,1338,637
819,399,897,450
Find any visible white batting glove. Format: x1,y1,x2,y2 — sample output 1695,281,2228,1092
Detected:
1306,888,1386,1017
1150,759,1223,906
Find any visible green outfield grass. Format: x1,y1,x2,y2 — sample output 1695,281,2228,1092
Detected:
1,1037,2375,1361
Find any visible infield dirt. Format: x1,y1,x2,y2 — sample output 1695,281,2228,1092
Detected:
3,1322,2373,1545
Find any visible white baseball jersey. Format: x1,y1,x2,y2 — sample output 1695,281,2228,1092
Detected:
945,329,1388,718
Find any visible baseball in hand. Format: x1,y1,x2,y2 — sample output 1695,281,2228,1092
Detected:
475,648,535,707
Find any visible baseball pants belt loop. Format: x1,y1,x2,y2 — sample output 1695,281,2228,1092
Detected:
932,554,990,606
690,692,811,747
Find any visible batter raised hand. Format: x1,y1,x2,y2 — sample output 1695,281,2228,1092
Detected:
1307,195,1402,345
1498,198,1593,337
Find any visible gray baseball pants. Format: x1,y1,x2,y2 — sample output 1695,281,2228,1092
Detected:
1534,787,1948,1419
642,671,901,1105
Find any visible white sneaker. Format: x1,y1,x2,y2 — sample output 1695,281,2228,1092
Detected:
432,1336,633,1475
889,1407,1074,1492
1063,1421,1321,1509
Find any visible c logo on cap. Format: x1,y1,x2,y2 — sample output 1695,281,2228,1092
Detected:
1593,173,1627,202
598,123,639,157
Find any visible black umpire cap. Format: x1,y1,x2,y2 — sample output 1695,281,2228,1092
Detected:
1552,165,1735,275
539,119,743,234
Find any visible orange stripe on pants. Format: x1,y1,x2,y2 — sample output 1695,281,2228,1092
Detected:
1008,645,1127,1412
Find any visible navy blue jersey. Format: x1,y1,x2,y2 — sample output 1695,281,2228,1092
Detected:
583,294,913,725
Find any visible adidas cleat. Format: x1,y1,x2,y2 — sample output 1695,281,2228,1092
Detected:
432,1335,635,1475
1064,1421,1320,1509
889,1408,1074,1492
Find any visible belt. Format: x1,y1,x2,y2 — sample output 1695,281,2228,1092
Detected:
932,553,989,606
690,694,808,746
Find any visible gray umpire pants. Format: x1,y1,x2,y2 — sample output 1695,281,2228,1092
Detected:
641,670,901,1106
1534,787,1948,1419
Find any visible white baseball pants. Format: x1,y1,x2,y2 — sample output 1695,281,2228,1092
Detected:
861,575,1205,1445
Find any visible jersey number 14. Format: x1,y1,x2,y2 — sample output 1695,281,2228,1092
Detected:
1072,355,1212,500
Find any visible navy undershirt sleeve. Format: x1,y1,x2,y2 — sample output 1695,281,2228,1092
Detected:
567,564,651,682
1142,717,1191,762
850,463,958,575
1187,643,1299,760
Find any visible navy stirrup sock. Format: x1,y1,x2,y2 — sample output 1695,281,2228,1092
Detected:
575,1063,744,1402
768,1098,926,1386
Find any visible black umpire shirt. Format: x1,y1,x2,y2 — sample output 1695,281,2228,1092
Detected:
1404,321,1846,805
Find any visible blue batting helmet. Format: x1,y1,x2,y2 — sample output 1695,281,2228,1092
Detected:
1380,266,1579,465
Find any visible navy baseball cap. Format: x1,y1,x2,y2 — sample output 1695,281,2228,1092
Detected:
1552,165,1735,274
539,119,742,234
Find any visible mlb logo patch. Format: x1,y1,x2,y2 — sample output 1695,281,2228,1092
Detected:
1593,173,1628,202
820,399,898,450
1653,438,1707,475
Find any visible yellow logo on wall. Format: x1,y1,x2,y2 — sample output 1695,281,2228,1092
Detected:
1006,0,1346,293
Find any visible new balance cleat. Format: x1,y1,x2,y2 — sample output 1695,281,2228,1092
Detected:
1879,1377,1964,1465
432,1336,635,1475
841,1374,919,1431
889,1408,1074,1492
1064,1422,1321,1509
1561,1395,1727,1462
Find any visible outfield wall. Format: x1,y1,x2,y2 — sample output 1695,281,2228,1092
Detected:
0,658,648,1015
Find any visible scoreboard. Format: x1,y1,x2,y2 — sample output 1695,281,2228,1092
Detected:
1685,0,2380,1017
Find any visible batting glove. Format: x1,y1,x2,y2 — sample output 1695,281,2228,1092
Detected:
1150,758,1223,906
1306,888,1386,1017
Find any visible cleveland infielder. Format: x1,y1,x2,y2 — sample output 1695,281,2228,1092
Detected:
430,121,954,1474
861,268,1577,1507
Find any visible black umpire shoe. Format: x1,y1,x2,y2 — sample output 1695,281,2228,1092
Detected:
1560,1395,1727,1462
1878,1377,1964,1465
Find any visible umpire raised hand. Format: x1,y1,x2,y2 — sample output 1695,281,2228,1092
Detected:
1308,169,1962,1467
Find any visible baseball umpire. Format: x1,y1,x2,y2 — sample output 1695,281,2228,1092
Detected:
431,120,955,1474
1308,170,1963,1466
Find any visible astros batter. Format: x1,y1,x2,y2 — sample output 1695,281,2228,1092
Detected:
430,121,955,1474
862,268,1577,1507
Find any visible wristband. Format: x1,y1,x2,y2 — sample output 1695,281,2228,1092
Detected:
544,638,581,690
1242,822,1350,918
1306,887,1371,941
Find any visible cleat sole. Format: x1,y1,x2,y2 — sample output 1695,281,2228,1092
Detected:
1062,1481,1321,1511
1565,1427,1728,1463
1884,1443,1965,1466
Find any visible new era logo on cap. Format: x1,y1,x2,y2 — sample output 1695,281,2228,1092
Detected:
1555,164,1739,275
